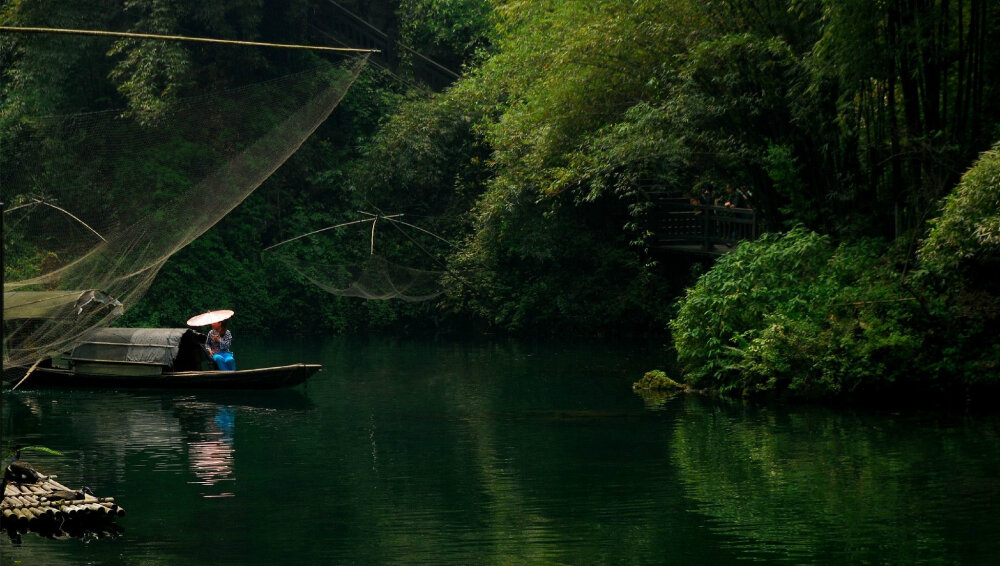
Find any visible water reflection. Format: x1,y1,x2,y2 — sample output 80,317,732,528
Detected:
671,396,1000,564
172,401,236,496
3,389,312,499
3,518,126,546
175,392,312,498
4,338,1000,565
193,406,236,490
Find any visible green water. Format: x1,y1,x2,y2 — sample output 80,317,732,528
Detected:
2,337,999,565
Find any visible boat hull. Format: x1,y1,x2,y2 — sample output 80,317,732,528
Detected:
14,363,322,390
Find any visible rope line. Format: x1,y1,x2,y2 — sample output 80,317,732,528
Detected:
0,26,379,53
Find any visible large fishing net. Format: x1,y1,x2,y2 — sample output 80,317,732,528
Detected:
264,214,450,302
2,54,368,369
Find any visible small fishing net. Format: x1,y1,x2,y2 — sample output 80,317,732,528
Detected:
273,254,446,301
2,54,369,368
265,215,449,302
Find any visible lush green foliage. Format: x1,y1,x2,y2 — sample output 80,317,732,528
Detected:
671,229,928,398
398,0,490,68
915,144,1000,381
354,0,1000,338
920,143,1000,281
632,369,684,391
671,142,1000,398
3,0,1000,381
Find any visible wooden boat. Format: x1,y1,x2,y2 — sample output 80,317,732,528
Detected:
11,328,321,390
21,363,321,389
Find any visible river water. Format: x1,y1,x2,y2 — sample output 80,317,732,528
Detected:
2,336,999,565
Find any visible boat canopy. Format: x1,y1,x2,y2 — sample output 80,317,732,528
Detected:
70,328,205,371
4,289,123,320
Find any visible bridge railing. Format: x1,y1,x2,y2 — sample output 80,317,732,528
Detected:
657,199,758,249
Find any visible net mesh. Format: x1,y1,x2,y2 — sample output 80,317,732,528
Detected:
2,55,368,368
272,254,445,302
265,216,448,302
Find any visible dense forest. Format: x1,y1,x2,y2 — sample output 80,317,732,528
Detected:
2,0,999,399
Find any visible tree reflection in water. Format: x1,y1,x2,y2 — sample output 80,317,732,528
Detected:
671,396,1000,564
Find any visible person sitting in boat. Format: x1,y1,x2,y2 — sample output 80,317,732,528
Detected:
206,321,236,371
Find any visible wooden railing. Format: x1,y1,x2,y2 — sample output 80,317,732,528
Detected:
656,199,759,252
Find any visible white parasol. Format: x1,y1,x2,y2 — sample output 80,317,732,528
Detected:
186,309,234,327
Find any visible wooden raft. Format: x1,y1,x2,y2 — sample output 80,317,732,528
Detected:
1,475,125,532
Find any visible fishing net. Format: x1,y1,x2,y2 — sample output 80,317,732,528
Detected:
273,254,445,301
2,55,368,369
265,215,448,302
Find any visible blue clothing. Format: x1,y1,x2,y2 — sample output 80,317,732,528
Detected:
213,352,236,371
206,329,235,371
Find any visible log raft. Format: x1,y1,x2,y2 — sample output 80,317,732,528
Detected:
1,473,124,536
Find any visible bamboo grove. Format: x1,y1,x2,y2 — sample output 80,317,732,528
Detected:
2,0,999,399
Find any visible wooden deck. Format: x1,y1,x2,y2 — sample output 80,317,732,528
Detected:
2,472,124,539
653,198,759,255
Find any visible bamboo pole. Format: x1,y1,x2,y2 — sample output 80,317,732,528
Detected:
8,494,31,508
10,357,42,391
1,473,125,526
1,197,5,457
30,198,106,242
1,498,118,516
261,218,374,252
84,503,104,515
0,26,379,53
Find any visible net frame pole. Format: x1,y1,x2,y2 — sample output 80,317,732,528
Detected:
2,197,5,447
261,218,375,253
0,26,380,53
